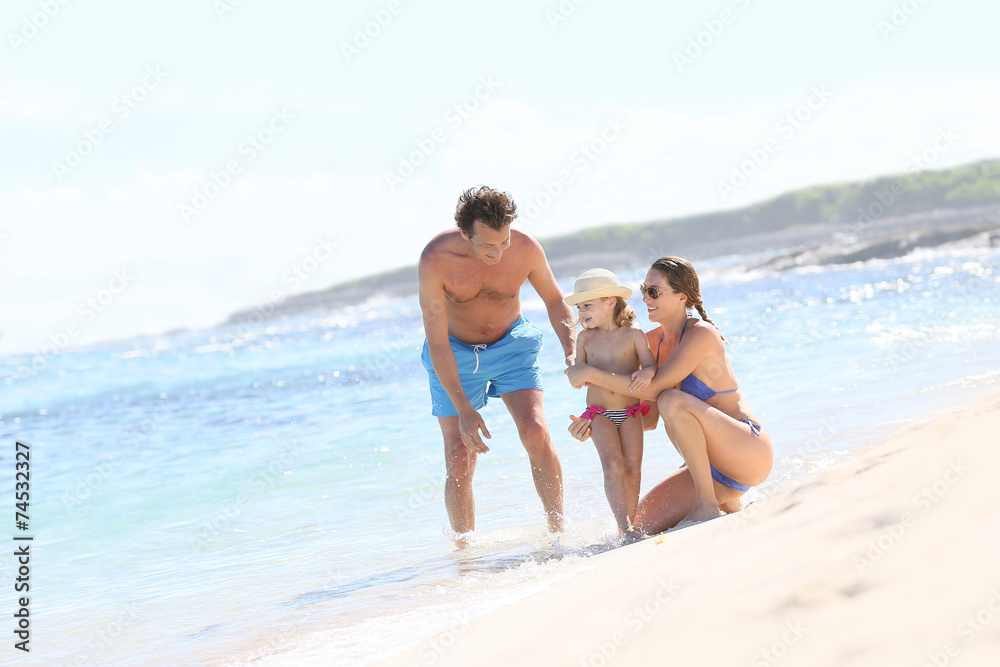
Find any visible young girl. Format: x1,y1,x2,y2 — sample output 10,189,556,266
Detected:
565,268,657,538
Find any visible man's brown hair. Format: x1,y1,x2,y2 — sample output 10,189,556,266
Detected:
454,186,518,236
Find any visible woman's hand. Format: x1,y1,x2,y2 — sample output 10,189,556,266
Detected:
629,366,656,393
567,415,592,441
565,362,592,389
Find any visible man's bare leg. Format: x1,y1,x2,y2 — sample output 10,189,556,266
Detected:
439,416,478,534
501,389,564,531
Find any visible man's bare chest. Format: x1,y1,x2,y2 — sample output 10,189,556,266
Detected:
443,268,525,304
445,281,521,304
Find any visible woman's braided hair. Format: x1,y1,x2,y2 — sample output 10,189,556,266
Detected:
650,256,727,343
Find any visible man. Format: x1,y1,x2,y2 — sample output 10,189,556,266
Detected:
419,185,575,534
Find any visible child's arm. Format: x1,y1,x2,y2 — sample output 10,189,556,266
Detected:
628,328,657,392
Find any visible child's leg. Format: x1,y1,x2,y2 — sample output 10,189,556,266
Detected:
590,415,631,534
641,402,660,432
619,415,644,526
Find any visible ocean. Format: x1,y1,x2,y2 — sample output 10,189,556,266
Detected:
2,244,999,665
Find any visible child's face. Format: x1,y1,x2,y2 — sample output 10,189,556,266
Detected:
577,297,615,329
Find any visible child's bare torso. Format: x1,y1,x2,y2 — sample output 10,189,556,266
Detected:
580,326,642,410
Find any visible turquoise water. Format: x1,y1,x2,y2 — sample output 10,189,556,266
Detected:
2,246,999,665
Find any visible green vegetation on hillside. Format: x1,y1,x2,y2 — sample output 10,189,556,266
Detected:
539,159,1000,257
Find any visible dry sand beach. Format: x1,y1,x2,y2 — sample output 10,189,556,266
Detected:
380,387,1000,667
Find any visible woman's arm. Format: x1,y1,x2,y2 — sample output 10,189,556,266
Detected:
566,323,717,400
566,363,658,401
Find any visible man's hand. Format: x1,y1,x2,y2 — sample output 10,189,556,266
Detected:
458,407,492,453
564,353,576,367
565,362,591,389
567,415,592,441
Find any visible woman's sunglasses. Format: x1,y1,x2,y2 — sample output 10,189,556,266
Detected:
640,284,668,299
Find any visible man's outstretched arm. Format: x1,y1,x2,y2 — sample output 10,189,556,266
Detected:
523,233,576,366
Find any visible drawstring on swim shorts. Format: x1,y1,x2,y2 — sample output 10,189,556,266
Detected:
471,344,487,374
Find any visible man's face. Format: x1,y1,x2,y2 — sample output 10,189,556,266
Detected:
462,221,511,265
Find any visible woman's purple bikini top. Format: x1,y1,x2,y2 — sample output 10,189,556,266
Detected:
656,320,738,402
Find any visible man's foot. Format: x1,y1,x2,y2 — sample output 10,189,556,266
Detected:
680,503,724,525
444,528,472,550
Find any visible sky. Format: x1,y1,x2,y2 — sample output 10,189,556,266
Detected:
2,0,1000,355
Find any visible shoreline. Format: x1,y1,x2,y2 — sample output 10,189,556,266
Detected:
4,206,993,358
375,385,1000,667
225,204,1000,325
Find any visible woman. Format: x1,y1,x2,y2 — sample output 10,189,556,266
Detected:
566,256,773,534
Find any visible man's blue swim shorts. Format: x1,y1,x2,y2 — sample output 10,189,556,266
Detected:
421,316,544,417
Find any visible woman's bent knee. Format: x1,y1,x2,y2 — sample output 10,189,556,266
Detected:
657,389,689,419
